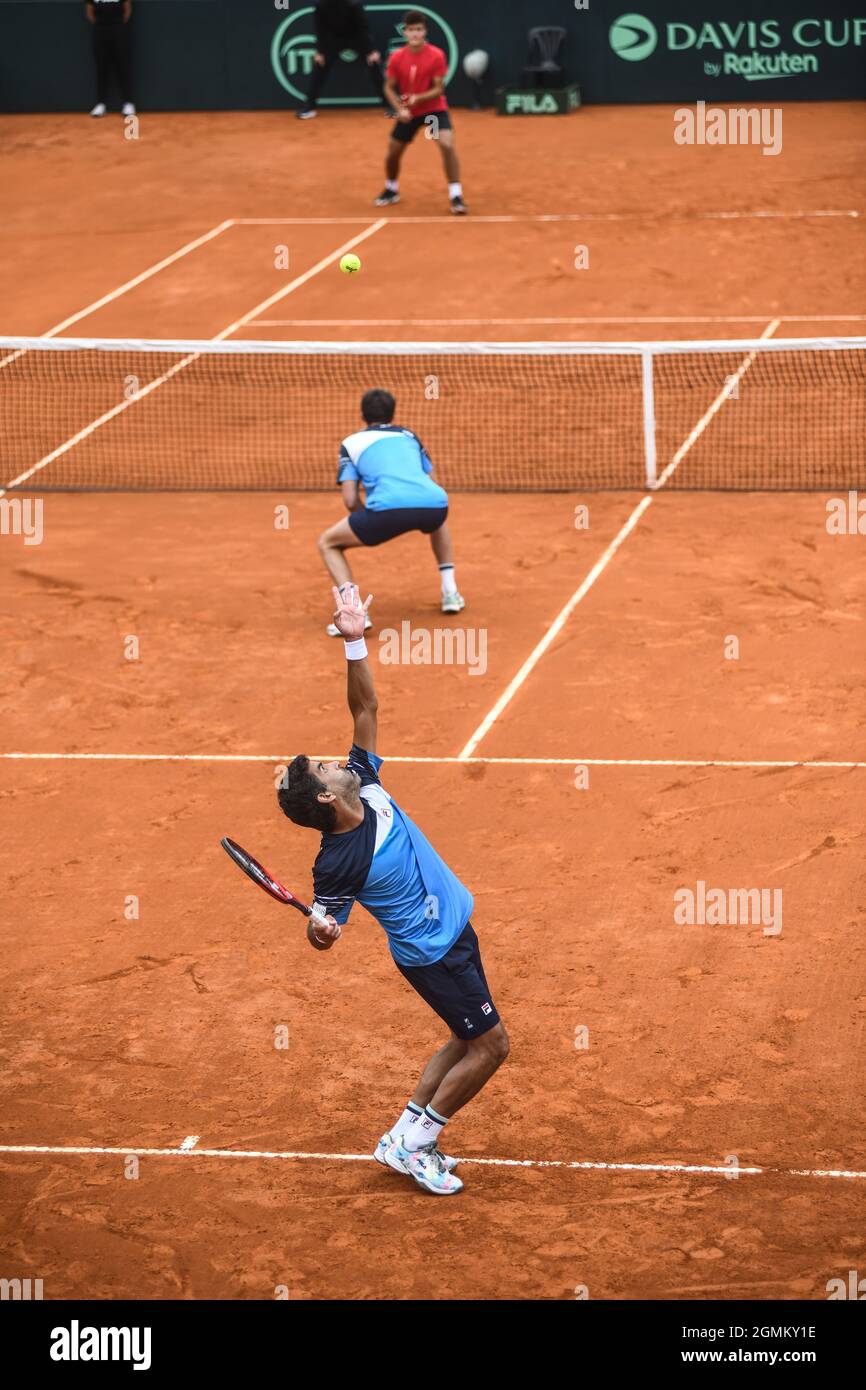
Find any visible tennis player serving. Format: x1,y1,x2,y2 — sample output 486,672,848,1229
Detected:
278,585,508,1196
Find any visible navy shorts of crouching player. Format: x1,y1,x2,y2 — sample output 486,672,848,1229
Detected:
277,584,508,1196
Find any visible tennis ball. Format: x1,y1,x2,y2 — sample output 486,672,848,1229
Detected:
340,253,361,274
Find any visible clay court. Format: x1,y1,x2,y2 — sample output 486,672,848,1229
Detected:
1,103,865,1300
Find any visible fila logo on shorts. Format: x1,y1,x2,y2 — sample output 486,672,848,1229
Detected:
481,1002,492,1015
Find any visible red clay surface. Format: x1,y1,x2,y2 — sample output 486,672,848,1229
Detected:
1,103,864,1301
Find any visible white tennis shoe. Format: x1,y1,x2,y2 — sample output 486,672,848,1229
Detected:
441,591,465,614
381,1136,463,1193
90,103,107,118
374,1131,458,1174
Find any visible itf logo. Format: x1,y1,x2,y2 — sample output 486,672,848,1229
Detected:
271,4,458,105
609,13,658,62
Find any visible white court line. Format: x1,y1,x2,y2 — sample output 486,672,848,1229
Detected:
0,1143,863,1181
2,753,864,768
234,211,861,224
0,220,387,498
208,220,385,342
458,497,655,759
254,314,866,328
0,349,203,497
457,317,783,756
0,219,235,371
654,318,780,489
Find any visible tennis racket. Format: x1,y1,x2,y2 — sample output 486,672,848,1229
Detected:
220,836,331,930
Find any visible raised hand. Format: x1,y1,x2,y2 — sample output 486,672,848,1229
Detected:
331,583,373,640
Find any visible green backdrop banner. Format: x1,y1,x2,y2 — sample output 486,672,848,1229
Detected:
1,0,864,110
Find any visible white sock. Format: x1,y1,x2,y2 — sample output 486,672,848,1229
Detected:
439,564,457,597
385,178,399,192
448,182,463,199
404,1105,448,1151
391,1101,422,1139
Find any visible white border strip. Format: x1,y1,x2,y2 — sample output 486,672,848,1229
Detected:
1,754,863,768
252,315,866,328
0,1142,862,1181
233,211,861,224
2,334,863,356
0,756,861,767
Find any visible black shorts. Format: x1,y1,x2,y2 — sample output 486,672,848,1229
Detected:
348,505,447,546
391,109,453,144
396,923,500,1041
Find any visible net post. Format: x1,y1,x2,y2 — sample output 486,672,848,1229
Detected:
641,348,657,489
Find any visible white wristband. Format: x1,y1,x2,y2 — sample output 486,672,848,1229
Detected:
344,637,368,661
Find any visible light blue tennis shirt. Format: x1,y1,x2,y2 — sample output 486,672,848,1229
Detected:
312,746,473,967
336,424,449,512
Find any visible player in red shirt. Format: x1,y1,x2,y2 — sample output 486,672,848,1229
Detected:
375,10,467,215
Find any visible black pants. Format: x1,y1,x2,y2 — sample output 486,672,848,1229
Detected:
305,47,385,108
92,25,133,106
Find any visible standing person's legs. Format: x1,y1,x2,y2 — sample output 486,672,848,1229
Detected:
303,50,339,111
437,127,465,210
91,29,112,108
317,516,364,588
385,923,508,1184
378,1035,466,1151
425,1023,509,1118
389,1024,508,1136
428,519,462,609
366,57,386,104
375,122,416,203
384,135,407,185
112,25,134,108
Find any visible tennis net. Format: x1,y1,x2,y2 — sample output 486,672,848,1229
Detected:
1,335,864,492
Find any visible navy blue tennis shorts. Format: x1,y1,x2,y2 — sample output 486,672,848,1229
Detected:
391,109,453,144
396,923,500,1041
348,505,447,547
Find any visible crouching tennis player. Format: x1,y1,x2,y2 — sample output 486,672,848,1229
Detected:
277,585,508,1195
318,388,464,637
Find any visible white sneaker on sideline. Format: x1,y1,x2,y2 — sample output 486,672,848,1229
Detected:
122,103,137,117
389,1138,463,1194
90,103,107,118
374,1130,458,1172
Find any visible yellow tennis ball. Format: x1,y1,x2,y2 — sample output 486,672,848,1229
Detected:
340,253,361,274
